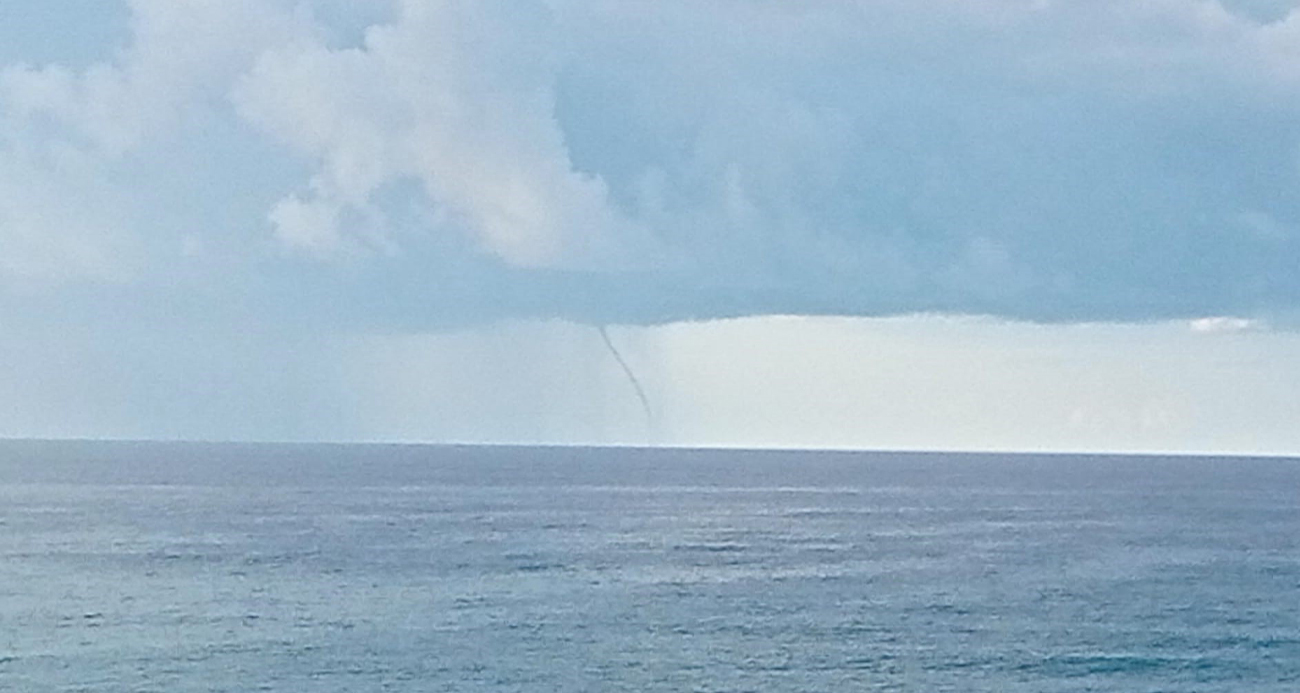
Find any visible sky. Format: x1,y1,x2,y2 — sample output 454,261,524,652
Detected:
3,0,1300,454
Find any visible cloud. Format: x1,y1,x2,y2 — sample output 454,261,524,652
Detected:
233,0,646,267
0,141,132,286
0,0,309,154
1189,316,1264,333
0,0,313,285
2,0,1300,323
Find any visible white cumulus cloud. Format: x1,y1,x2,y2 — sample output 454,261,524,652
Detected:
0,0,313,284
233,0,645,267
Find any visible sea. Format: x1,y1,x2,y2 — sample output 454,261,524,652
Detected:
1,440,1297,692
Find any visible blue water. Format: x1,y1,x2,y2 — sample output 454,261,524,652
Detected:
1,441,1298,691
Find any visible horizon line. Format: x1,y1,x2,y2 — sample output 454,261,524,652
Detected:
2,436,1297,461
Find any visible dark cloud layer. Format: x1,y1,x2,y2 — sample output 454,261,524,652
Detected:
3,0,1300,327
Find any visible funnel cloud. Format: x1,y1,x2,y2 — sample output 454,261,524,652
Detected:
598,325,654,438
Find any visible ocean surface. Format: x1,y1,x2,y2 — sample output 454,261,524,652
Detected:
1,441,1298,692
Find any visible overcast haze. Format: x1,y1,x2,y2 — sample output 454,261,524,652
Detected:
3,0,1300,453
